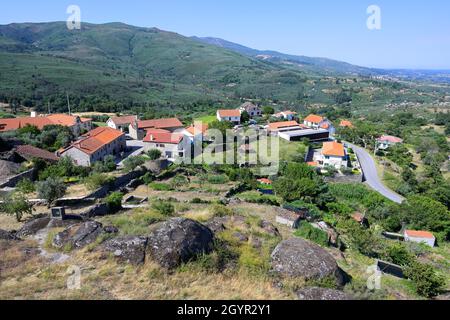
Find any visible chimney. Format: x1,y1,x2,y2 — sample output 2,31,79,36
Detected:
30,111,37,118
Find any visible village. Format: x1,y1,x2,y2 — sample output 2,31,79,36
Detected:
0,100,445,301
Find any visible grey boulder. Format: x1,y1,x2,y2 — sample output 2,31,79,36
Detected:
53,221,115,250
271,238,348,286
297,287,353,301
147,218,214,269
101,236,148,265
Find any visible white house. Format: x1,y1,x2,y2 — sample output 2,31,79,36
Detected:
376,135,404,150
107,115,137,132
217,110,241,125
404,230,436,248
58,127,126,167
239,102,262,118
316,141,347,169
143,129,186,161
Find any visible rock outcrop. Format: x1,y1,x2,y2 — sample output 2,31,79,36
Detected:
271,238,347,286
101,236,148,265
53,221,117,250
147,218,214,269
0,229,19,241
16,217,51,238
297,287,353,300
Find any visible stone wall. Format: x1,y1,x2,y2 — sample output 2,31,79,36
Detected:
324,174,364,184
0,168,36,188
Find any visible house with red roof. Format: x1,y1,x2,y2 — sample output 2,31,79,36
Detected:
183,122,209,143
404,230,436,247
129,117,184,140
143,129,187,161
58,127,126,166
303,114,335,136
15,145,59,163
107,115,138,132
216,110,241,125
316,141,347,169
0,113,92,136
376,135,404,150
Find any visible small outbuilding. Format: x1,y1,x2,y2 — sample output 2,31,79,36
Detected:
404,230,436,247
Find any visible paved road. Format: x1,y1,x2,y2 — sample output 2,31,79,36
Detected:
349,143,405,204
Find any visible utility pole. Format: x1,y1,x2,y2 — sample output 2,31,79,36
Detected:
66,93,71,115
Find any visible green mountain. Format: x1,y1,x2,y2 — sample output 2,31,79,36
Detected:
0,22,317,113
0,22,447,117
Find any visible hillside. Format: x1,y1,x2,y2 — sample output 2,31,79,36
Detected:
0,22,449,117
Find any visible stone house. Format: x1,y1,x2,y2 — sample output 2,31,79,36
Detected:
58,127,126,166
129,118,184,140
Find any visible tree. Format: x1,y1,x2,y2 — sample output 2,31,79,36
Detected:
170,174,189,191
83,173,115,191
148,149,162,160
240,111,250,123
93,155,117,173
262,106,274,116
151,200,175,216
1,192,33,222
37,177,67,207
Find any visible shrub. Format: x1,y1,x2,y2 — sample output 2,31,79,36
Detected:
141,172,154,185
151,200,175,216
105,192,123,213
207,174,229,185
147,149,162,160
295,222,329,247
92,155,116,173
210,204,233,217
149,182,173,191
36,177,67,207
16,178,36,194
123,156,146,173
405,262,446,298
170,174,189,191
83,173,115,191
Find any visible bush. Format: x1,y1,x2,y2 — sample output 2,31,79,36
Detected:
148,149,162,160
151,200,175,216
141,172,154,185
210,204,233,217
16,178,36,194
207,174,229,185
36,177,67,207
405,262,446,298
295,222,329,247
83,173,115,191
93,155,117,173
170,175,189,191
123,156,146,173
105,192,123,213
149,182,173,191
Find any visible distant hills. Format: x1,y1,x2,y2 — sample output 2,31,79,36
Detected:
191,36,375,76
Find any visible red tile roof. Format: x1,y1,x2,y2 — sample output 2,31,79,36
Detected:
143,130,183,144
15,145,59,162
137,118,183,130
405,230,435,239
268,121,300,131
322,141,346,157
257,178,272,185
304,114,324,124
218,110,241,118
63,127,124,155
186,123,209,136
340,120,354,128
109,115,137,126
307,161,319,167
0,114,91,132
377,135,404,144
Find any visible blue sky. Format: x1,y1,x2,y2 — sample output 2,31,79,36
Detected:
1,0,449,69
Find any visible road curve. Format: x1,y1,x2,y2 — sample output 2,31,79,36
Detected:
348,143,405,204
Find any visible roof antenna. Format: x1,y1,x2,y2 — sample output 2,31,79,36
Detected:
66,93,71,116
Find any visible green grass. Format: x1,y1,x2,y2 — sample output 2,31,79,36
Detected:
194,115,217,124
